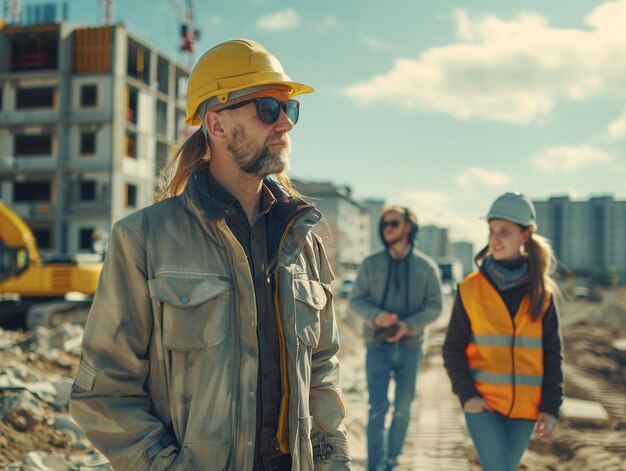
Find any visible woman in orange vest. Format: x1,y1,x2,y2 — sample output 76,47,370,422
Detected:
443,192,563,471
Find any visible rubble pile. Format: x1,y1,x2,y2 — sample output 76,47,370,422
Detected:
0,288,625,470
0,324,111,470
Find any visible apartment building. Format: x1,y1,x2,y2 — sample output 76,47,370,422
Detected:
292,179,371,274
452,240,475,277
0,21,188,254
362,198,385,253
534,195,626,284
418,224,450,259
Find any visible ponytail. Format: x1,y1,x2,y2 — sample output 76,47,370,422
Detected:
153,129,208,202
474,244,489,268
525,231,559,320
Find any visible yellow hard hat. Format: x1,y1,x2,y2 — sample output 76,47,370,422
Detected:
185,39,314,125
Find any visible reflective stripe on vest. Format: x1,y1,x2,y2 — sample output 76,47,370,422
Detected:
460,272,550,420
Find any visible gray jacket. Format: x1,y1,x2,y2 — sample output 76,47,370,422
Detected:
69,176,350,470
348,249,442,348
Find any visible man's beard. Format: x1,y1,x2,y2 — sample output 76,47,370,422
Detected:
384,231,409,246
228,125,291,178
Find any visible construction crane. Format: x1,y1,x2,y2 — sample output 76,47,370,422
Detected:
99,0,114,25
3,0,22,27
96,0,198,65
169,0,199,66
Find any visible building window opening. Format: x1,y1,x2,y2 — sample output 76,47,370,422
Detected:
126,183,137,207
127,39,151,85
14,134,53,155
80,132,96,155
16,87,55,109
79,228,95,251
125,131,137,158
10,29,59,71
80,84,97,107
13,181,51,202
32,228,52,249
80,180,96,201
156,99,167,136
126,86,138,124
157,56,169,94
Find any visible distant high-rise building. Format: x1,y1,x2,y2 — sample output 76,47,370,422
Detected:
534,195,626,284
418,225,450,259
452,241,475,277
363,198,385,253
0,22,189,254
292,179,370,274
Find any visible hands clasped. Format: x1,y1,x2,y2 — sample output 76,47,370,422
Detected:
374,312,408,343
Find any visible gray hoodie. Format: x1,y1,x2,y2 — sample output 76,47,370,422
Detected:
348,249,443,348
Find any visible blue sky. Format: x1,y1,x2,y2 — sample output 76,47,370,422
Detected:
64,0,626,248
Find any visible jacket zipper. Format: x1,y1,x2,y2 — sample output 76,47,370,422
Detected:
273,214,300,454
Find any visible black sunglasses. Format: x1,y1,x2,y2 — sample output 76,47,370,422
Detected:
218,97,300,125
382,220,401,229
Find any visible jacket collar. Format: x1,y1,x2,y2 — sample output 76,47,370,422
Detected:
180,166,321,234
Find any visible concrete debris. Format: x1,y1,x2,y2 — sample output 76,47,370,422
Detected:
560,397,610,426
0,322,111,468
34,322,85,359
5,450,113,470
52,414,87,439
2,389,46,432
613,338,626,352
0,361,74,409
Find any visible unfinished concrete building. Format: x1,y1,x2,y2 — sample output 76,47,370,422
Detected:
0,22,189,254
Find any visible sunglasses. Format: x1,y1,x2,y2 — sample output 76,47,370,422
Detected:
218,97,300,125
381,220,401,229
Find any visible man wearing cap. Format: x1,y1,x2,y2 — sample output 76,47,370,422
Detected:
70,39,351,470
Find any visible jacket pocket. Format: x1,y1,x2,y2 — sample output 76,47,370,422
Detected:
293,276,326,348
148,275,231,350
183,438,230,470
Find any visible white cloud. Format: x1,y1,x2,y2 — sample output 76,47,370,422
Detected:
310,16,338,32
361,36,396,51
607,106,626,140
342,1,626,124
532,144,612,172
206,15,223,27
455,166,512,188
452,8,477,41
256,8,301,31
399,190,485,247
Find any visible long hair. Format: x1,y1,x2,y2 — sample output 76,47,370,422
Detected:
475,228,559,320
153,129,302,202
154,129,207,202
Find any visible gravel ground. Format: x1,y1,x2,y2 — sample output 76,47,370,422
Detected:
1,287,625,469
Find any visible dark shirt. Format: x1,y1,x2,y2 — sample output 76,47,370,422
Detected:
205,170,284,463
442,261,564,417
381,252,411,318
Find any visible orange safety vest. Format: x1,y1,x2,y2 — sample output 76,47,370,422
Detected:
459,272,550,420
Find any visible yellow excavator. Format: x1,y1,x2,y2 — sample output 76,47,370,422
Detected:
0,201,103,329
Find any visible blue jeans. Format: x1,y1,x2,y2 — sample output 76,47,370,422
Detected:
464,410,536,471
366,343,423,471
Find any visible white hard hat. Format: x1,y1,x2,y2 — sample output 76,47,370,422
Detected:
487,192,536,229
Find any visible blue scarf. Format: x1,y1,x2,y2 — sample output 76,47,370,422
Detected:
482,255,529,291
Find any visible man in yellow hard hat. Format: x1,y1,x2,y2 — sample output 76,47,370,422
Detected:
70,39,351,470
